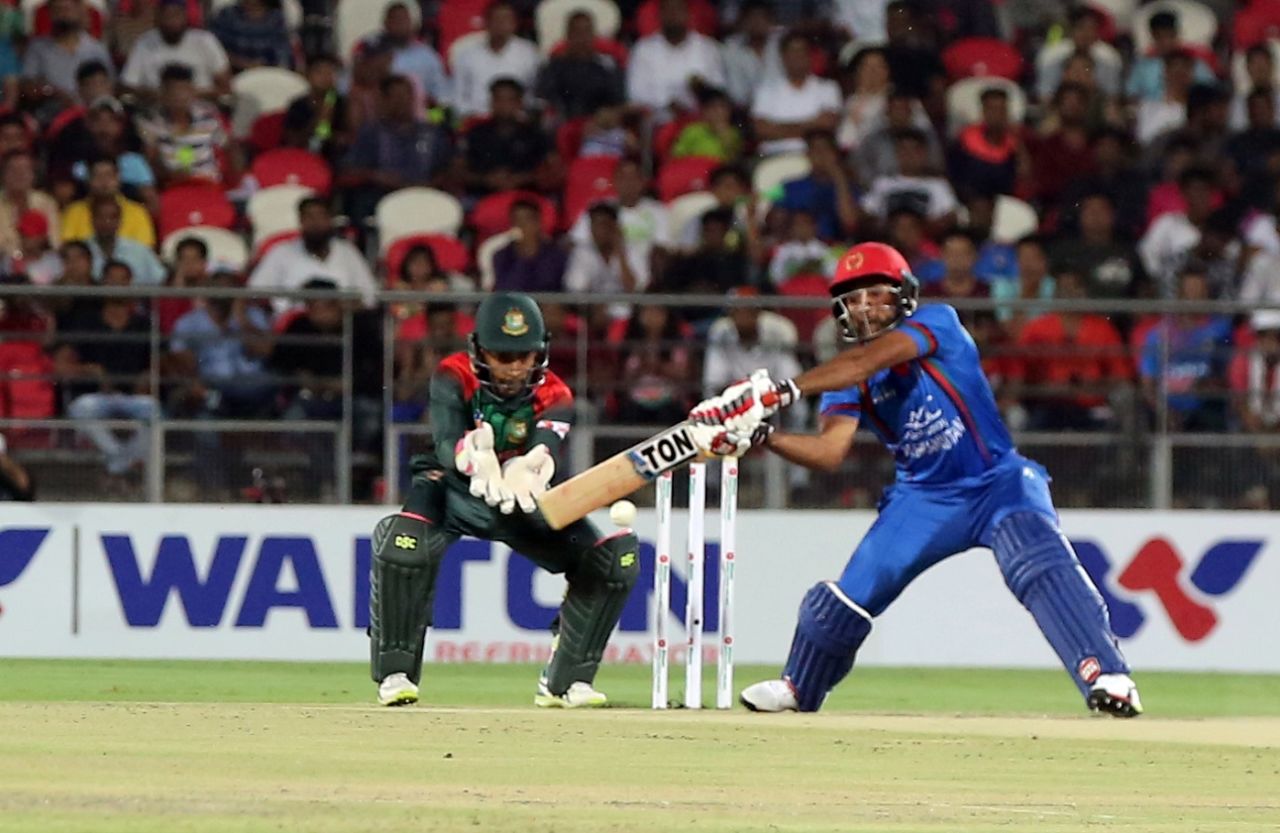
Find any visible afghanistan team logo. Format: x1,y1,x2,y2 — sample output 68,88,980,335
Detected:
502,309,529,336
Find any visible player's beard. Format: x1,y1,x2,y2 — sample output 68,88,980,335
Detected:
833,296,895,343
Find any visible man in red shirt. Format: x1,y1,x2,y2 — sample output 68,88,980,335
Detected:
1008,270,1132,430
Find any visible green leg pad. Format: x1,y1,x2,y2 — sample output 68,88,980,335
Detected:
369,513,449,685
543,531,640,695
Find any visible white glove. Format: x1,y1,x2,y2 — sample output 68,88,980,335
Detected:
500,444,556,514
691,422,774,458
690,370,799,434
455,423,513,509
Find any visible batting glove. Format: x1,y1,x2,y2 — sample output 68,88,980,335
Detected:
500,444,556,514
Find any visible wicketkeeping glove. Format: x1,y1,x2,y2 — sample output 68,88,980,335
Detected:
455,423,514,509
499,444,556,514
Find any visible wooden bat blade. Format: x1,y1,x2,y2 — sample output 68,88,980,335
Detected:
537,422,702,530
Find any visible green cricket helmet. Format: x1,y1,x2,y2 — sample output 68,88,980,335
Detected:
468,292,550,400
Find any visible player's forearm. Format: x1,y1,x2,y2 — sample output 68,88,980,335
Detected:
763,431,846,473
790,331,920,398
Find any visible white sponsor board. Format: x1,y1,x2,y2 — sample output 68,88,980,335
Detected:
0,505,1276,671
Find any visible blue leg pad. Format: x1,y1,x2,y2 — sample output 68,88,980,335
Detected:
992,512,1130,695
782,581,873,712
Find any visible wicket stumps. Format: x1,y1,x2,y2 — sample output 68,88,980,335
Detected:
651,458,739,710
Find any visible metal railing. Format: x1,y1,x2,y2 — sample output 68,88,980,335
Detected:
2,283,1279,510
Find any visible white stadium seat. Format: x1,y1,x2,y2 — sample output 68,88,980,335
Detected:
160,226,250,272
1085,0,1139,33
991,195,1039,244
477,228,520,291
230,67,308,139
665,191,718,245
753,153,811,197
374,188,465,251
247,184,315,251
535,0,621,54
1133,0,1217,54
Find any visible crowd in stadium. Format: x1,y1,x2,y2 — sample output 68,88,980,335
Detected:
0,0,1279,502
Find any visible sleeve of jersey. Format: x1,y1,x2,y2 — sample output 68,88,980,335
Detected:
819,387,862,420
428,373,473,473
901,303,960,359
531,376,575,458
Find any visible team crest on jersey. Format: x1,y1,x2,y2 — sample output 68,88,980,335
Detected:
502,309,529,336
507,420,529,443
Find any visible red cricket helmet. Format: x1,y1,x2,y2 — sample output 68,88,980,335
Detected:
828,242,920,343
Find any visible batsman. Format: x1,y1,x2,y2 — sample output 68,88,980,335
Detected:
369,292,639,708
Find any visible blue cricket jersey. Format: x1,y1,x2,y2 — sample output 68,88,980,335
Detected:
818,304,1014,485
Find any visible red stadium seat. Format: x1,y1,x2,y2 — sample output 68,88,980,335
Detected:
548,36,629,67
250,149,333,195
252,228,300,259
942,38,1025,82
33,1,105,38
248,112,286,154
469,190,557,243
158,184,236,239
652,114,696,162
436,0,489,63
635,0,716,37
385,233,472,280
777,273,831,342
0,343,55,420
657,156,719,203
556,116,589,161
562,156,618,228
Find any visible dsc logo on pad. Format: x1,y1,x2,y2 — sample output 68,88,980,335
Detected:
1073,537,1263,642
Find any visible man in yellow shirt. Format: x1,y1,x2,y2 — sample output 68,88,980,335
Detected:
61,155,156,248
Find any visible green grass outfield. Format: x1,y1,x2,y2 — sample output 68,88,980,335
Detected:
1,661,1278,833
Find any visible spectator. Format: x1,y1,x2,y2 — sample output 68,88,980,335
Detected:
861,127,958,231
628,0,726,117
1136,49,1196,146
0,150,60,254
1009,270,1130,430
1034,6,1122,100
341,74,453,222
169,270,276,418
0,432,34,501
1140,266,1233,431
1230,310,1280,432
1229,44,1280,130
61,98,159,214
392,262,474,423
751,30,841,156
156,234,210,333
665,208,750,319
247,197,379,314
1060,126,1149,241
109,0,202,60
773,130,859,242
610,301,693,425
382,1,450,107
721,0,782,108
1027,82,1095,206
56,260,160,487
922,230,991,330
1240,247,1280,306
570,157,671,287
0,211,63,285
451,0,539,117
135,64,238,187
535,10,626,119
1139,166,1215,297
60,155,156,247
677,164,754,248
565,203,645,319
703,288,806,431
20,0,113,100
283,53,350,161
963,195,1017,287
670,88,743,162
1126,10,1214,103
210,0,292,72
768,209,835,286
578,92,636,158
45,61,115,186
0,6,20,108
1153,82,1231,168
886,206,942,280
881,1,946,105
993,234,1055,328
346,36,395,138
948,87,1028,200
853,88,940,184
463,78,557,195
0,113,31,156
492,199,568,293
836,46,891,151
121,0,231,100
1225,87,1280,185
48,240,96,328
1054,50,1125,132
85,196,165,285
1050,192,1139,300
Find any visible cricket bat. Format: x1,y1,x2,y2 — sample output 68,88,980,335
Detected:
536,392,778,530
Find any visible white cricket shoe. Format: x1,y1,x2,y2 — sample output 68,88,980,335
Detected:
740,678,799,712
1088,673,1143,717
377,672,419,707
534,679,608,709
